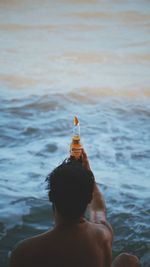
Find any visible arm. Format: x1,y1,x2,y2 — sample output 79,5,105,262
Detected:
89,182,107,223
82,149,113,235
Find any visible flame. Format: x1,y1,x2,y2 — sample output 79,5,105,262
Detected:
74,116,79,126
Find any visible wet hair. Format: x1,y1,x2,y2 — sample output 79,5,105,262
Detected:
46,160,94,219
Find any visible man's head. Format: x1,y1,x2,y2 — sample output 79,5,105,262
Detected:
46,160,94,220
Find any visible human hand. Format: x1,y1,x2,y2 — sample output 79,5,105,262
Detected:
81,149,91,171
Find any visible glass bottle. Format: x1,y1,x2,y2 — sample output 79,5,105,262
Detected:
70,116,82,161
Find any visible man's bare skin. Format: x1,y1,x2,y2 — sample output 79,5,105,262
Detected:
10,218,112,267
10,150,140,267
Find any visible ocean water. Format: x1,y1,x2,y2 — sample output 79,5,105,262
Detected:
0,0,150,266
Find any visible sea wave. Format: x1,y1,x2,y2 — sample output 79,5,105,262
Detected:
0,90,150,121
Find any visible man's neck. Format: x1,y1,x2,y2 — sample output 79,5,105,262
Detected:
54,208,85,227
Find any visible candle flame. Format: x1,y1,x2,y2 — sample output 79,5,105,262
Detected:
74,116,79,126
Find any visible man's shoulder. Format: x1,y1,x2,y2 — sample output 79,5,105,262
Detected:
10,230,53,267
10,237,31,267
88,219,113,244
12,232,45,250
11,236,35,257
84,220,112,265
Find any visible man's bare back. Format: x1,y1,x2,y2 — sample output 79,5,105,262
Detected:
10,218,112,267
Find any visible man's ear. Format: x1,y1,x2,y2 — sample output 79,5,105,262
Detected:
48,191,53,202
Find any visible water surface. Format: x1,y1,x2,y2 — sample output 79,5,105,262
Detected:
0,0,150,266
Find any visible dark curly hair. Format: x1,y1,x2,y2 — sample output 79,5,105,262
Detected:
46,160,94,220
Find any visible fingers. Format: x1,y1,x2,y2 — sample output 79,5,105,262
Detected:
68,147,91,170
82,148,88,159
81,148,91,170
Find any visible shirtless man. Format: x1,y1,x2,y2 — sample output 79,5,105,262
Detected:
10,150,140,267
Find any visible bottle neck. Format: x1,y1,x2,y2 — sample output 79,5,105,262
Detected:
72,135,80,144
72,139,80,145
